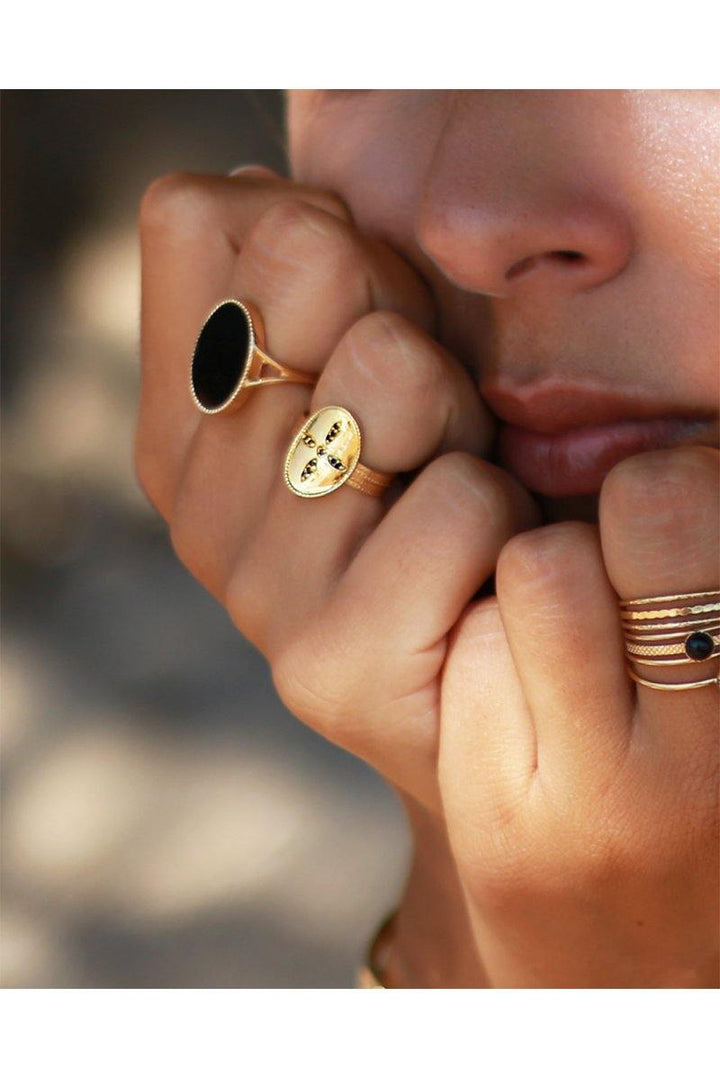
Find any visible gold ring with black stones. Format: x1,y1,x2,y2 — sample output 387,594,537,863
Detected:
190,299,316,416
284,405,395,499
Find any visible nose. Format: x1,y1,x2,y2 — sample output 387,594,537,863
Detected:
415,93,633,299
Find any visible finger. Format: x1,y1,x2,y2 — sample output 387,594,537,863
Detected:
599,446,720,755
439,598,535,849
269,454,538,805
496,521,634,780
231,197,434,370
229,309,495,649
163,200,434,602
341,453,538,657
136,171,355,516
311,311,493,473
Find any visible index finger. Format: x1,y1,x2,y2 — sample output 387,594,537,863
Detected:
137,170,352,484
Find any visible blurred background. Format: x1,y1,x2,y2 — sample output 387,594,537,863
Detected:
1,90,408,987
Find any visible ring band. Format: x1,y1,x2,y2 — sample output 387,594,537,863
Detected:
345,464,394,497
620,589,720,690
284,405,395,499
626,666,719,692
621,601,720,621
190,299,315,416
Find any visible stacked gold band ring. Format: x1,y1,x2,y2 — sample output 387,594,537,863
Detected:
284,405,395,499
190,299,316,416
620,590,720,691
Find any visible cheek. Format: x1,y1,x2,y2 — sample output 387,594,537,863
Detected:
627,91,720,278
632,93,720,392
287,92,445,248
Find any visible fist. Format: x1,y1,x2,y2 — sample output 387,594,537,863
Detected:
439,445,719,986
135,168,538,810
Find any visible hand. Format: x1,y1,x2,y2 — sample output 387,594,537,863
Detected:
135,168,539,813
439,446,719,986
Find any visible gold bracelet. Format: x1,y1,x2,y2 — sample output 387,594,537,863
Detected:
355,909,398,989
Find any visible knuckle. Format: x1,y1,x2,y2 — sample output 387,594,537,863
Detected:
246,197,356,277
450,595,504,649
425,453,528,534
139,171,213,234
271,634,351,733
601,445,720,531
497,521,595,596
343,311,442,396
300,188,351,222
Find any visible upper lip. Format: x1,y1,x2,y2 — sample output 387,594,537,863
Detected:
480,378,707,434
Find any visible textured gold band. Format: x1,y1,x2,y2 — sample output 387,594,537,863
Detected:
620,590,720,606
345,462,394,497
626,636,720,658
621,602,720,621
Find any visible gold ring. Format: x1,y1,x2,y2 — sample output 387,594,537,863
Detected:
190,299,315,416
619,589,720,689
284,405,395,499
626,667,719,692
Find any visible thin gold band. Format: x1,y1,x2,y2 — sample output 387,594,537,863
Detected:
626,666,719,691
244,344,316,388
625,623,720,641
624,617,720,634
630,655,720,667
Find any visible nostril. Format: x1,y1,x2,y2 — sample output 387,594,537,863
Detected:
505,254,539,280
551,249,584,263
506,249,586,281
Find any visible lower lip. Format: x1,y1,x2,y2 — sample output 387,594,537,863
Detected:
498,417,712,497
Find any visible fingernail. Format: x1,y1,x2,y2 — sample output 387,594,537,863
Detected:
228,164,279,179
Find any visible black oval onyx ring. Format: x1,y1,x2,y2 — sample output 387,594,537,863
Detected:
620,589,720,692
190,299,316,416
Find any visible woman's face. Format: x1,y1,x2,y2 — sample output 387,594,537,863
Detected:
286,90,719,522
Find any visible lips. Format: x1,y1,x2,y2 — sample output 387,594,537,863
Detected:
483,381,717,497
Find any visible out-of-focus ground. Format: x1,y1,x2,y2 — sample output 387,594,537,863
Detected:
1,91,408,987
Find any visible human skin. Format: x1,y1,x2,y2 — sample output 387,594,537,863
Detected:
135,91,719,986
